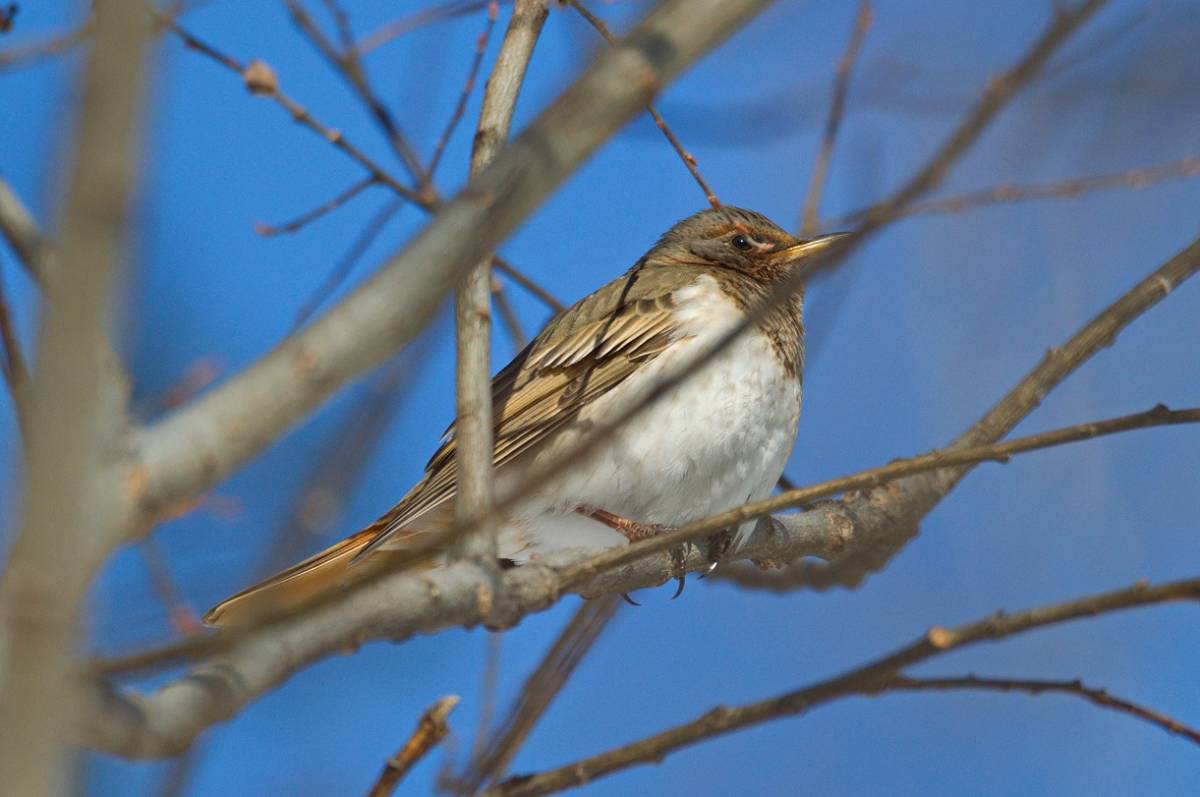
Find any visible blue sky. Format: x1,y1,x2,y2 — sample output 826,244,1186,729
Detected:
3,1,1200,794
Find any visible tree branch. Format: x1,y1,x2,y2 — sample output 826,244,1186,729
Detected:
454,0,548,568
0,175,59,286
885,675,1200,747
482,577,1200,796
800,0,871,236
367,695,460,797
0,0,150,792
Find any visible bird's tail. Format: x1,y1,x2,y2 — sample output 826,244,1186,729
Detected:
203,526,419,628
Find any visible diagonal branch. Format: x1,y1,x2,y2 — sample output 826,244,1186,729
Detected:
457,595,621,792
800,0,871,236
367,695,461,797
885,675,1200,747
481,576,1200,796
567,0,720,206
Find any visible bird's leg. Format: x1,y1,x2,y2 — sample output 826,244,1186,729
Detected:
581,507,668,541
578,507,689,599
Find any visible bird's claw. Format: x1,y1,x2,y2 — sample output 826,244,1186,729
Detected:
699,529,733,579
668,541,692,599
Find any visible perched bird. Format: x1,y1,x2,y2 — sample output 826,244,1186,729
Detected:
205,207,844,626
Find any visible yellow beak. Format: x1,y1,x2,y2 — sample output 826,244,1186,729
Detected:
771,231,851,262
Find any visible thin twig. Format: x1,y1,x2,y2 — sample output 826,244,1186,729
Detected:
357,0,499,55
831,155,1200,223
567,0,720,207
458,596,621,792
492,276,528,349
293,196,405,330
138,539,203,638
367,696,461,797
284,0,427,185
0,19,90,70
166,20,423,204
0,176,58,286
493,256,564,312
0,264,32,441
886,675,1200,747
254,176,377,237
483,577,1200,796
800,0,872,236
427,1,500,179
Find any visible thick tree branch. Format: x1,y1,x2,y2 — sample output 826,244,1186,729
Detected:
0,0,150,792
481,577,1200,796
128,0,776,542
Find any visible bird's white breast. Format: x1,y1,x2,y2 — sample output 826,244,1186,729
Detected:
500,275,801,560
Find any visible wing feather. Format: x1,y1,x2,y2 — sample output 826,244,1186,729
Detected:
359,266,689,555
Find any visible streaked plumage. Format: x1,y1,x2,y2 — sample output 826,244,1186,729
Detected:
205,207,841,626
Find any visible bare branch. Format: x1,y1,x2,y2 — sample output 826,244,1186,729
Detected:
80,0,1127,757
458,595,621,792
833,154,1200,223
885,675,1200,747
0,176,58,286
367,695,460,797
428,1,501,179
567,0,720,207
358,0,496,55
166,20,423,204
254,176,377,237
800,0,871,236
0,0,151,791
0,19,90,70
454,0,549,567
482,577,1200,796
0,266,32,440
493,255,565,312
292,196,405,330
284,0,428,185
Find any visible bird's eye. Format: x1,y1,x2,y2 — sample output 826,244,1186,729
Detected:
731,234,753,252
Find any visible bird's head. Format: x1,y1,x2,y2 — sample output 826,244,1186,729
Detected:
649,206,846,280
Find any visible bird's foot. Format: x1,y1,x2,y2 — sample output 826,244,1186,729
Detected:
699,529,734,578
581,507,689,600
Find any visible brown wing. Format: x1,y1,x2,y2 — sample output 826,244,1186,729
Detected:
357,263,689,556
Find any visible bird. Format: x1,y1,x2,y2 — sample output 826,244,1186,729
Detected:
204,206,845,627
